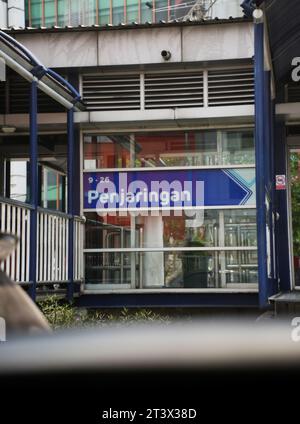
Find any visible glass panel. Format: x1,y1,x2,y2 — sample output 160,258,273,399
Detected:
58,0,69,26
112,0,124,24
140,0,152,22
30,0,42,27
9,160,28,203
127,0,139,23
99,0,111,24
83,130,254,170
224,209,257,247
290,149,300,287
85,209,257,249
155,0,168,22
25,0,243,27
224,250,258,285
41,167,66,212
85,252,135,286
221,130,255,165
44,0,55,26
84,249,257,289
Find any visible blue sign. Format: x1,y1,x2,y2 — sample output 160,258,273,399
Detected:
83,168,255,211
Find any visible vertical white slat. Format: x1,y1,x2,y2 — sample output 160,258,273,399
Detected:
74,220,78,280
39,212,44,282
61,217,65,280
59,217,62,281
15,207,21,282
46,214,52,281
51,215,55,281
140,73,145,111
203,70,208,108
77,221,80,280
73,220,76,281
11,206,16,281
47,215,51,282
65,219,69,281
0,203,5,271
55,216,59,281
36,212,40,282
76,221,80,280
26,209,30,282
39,213,42,282
43,213,47,282
21,207,26,282
6,204,11,277
81,221,84,279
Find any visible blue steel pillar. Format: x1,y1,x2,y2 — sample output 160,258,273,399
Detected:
254,12,269,308
29,80,38,300
67,108,74,301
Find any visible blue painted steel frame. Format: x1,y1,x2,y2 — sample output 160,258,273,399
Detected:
254,21,269,308
29,80,38,300
275,121,291,291
76,293,259,309
67,108,74,301
1,30,82,301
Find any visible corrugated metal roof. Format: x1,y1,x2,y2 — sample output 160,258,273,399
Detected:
1,16,251,34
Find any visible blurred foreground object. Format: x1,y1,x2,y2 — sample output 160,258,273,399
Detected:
0,233,51,335
0,319,299,373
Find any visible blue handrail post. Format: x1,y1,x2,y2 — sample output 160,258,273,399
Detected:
67,108,74,302
254,10,269,308
29,80,38,300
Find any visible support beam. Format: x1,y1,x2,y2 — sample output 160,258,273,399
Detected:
254,16,268,308
67,108,74,301
29,80,38,300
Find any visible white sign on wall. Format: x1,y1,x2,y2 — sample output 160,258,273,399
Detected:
276,174,286,190
0,57,6,82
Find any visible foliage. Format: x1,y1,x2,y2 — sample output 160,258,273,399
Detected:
290,153,300,256
38,296,172,330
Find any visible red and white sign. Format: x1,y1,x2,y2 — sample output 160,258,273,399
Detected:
276,174,286,190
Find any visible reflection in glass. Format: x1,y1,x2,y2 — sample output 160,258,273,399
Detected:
85,252,137,287
84,209,256,249
84,249,257,289
83,130,254,170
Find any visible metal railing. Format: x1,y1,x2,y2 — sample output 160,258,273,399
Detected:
0,197,85,288
0,197,32,283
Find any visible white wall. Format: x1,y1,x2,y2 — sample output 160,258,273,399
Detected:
15,22,254,68
0,1,8,28
8,0,25,27
211,0,243,19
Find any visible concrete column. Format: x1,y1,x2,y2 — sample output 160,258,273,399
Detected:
141,215,164,287
8,0,25,28
0,1,8,28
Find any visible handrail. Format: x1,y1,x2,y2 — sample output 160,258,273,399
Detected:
0,196,34,210
0,199,86,221
37,207,86,222
0,30,43,67
0,30,83,106
37,206,72,219
46,68,81,102
74,215,86,223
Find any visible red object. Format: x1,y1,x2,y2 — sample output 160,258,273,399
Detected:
294,256,300,269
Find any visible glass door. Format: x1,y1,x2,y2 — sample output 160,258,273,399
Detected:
289,148,300,287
